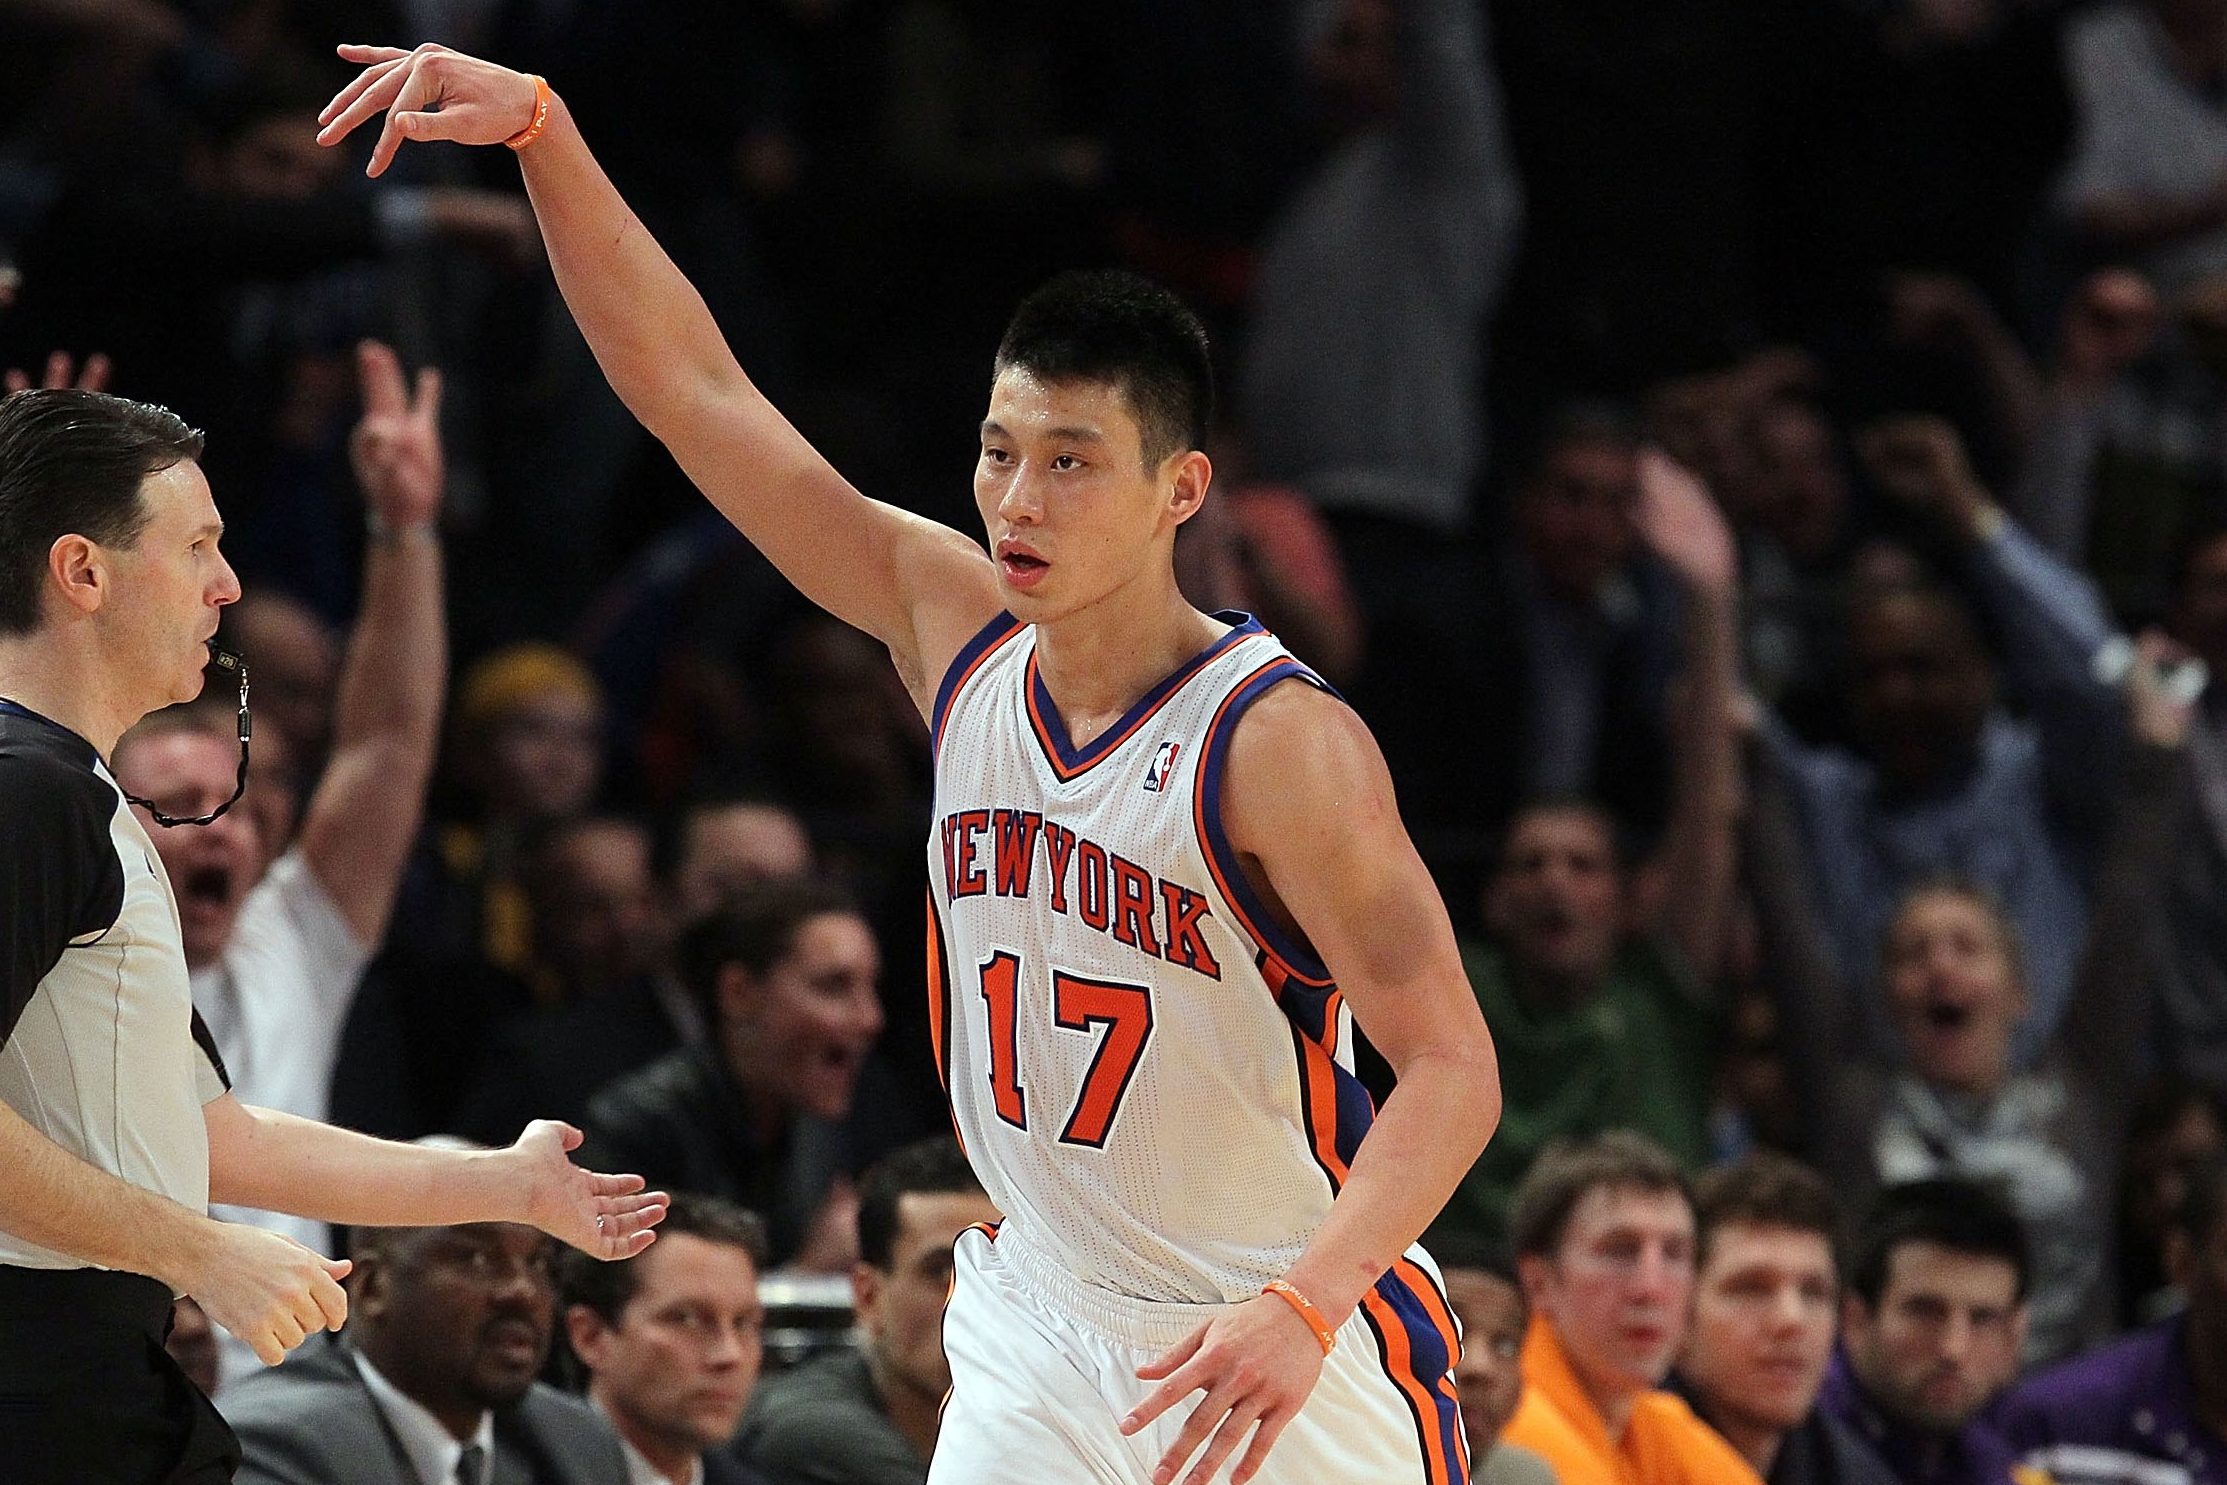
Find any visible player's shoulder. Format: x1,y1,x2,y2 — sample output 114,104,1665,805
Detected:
1218,664,1377,782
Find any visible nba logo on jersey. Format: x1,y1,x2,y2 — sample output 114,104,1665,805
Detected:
1142,740,1181,793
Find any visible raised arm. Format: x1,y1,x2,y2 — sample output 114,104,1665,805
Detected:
316,44,1000,702
292,341,445,945
1632,451,1744,990
1123,683,1499,1485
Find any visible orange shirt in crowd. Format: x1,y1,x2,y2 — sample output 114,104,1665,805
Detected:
1501,1317,1765,1485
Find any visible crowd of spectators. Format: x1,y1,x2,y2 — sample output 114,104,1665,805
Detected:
11,0,2227,1480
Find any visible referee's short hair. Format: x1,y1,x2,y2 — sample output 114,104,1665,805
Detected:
0,389,204,635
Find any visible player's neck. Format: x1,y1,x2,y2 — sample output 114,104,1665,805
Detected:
0,633,139,756
1031,587,1223,746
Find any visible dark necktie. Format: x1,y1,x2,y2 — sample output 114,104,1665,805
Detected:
454,1442,486,1485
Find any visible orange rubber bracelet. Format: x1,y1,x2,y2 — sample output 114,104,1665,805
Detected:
1261,1278,1336,1357
504,75,554,152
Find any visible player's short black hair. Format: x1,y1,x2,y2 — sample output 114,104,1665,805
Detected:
1509,1130,1692,1261
677,876,862,1026
994,270,1213,470
559,1192,768,1325
0,390,202,635
857,1136,986,1271
1693,1152,1843,1271
1847,1178,2030,1309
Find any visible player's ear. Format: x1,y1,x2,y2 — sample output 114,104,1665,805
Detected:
1166,450,1212,525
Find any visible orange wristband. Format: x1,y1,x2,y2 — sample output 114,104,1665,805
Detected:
1261,1278,1336,1357
504,75,554,152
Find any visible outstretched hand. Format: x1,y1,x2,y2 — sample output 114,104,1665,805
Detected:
318,43,544,177
1122,1295,1327,1485
506,1120,669,1261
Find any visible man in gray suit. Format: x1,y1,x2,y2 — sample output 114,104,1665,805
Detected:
223,1220,626,1485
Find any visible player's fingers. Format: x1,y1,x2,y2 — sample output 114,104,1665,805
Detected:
41,351,71,390
1228,1404,1296,1485
316,55,411,138
1152,1387,1238,1485
3,368,27,394
77,352,111,391
1180,1407,1259,1485
1135,1323,1206,1382
411,365,443,422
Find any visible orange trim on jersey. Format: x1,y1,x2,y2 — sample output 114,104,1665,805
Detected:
1191,659,1334,989
1360,1288,1458,1485
932,615,1028,757
1321,988,1345,1060
1392,1257,1471,1480
925,894,951,1095
1294,1018,1352,1189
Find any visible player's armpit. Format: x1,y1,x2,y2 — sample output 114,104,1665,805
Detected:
1215,681,1490,1081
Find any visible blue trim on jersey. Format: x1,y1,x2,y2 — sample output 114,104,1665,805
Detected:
1025,611,1265,776
1368,1266,1466,1480
931,611,1026,760
1196,659,1335,983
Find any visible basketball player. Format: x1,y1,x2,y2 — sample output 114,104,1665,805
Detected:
320,46,1502,1485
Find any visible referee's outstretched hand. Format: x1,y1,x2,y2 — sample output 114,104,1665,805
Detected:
187,1225,352,1368
317,43,543,178
505,1119,669,1261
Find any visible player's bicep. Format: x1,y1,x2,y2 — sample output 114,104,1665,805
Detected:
1220,688,1483,1074
659,380,1002,685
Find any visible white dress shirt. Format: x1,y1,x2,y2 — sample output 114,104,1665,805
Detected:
354,1349,497,1485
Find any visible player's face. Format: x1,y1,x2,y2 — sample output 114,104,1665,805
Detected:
856,1188,1001,1405
1882,889,2023,1096
1679,1223,1837,1438
573,1233,765,1455
973,369,1200,622
1842,1243,2023,1434
1523,1185,1694,1402
729,912,884,1120
115,727,264,968
1443,1267,1527,1450
103,460,240,712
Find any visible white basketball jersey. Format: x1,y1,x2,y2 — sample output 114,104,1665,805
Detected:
926,611,1377,1303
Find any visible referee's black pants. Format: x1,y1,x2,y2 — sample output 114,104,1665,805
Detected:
0,1264,241,1483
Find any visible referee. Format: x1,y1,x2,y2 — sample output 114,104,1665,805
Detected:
0,387,668,1483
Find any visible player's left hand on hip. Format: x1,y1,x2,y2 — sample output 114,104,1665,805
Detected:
1122,1296,1326,1485
510,1118,670,1260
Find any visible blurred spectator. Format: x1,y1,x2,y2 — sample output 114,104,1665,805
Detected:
1427,1233,1555,1485
518,815,660,1009
1240,0,1521,538
737,1137,998,1485
110,342,446,1354
2157,522,2227,1084
1753,630,2191,1359
2003,1151,2227,1485
1820,1179,2031,1485
1172,455,1364,687
1500,1132,1763,1485
582,880,883,1271
221,588,340,785
402,641,607,977
1672,1155,1896,1485
1430,454,1742,1243
2056,0,2227,294
222,1218,628,1485
563,1194,773,1485
1760,415,2124,1065
455,796,815,1146
2118,1080,2227,1324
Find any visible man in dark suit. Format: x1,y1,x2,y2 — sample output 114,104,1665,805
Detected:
222,1219,627,1485
563,1193,772,1485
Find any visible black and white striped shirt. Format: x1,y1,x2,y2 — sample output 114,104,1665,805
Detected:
0,699,230,1270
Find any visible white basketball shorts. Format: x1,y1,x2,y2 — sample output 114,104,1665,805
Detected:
929,1224,1469,1484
